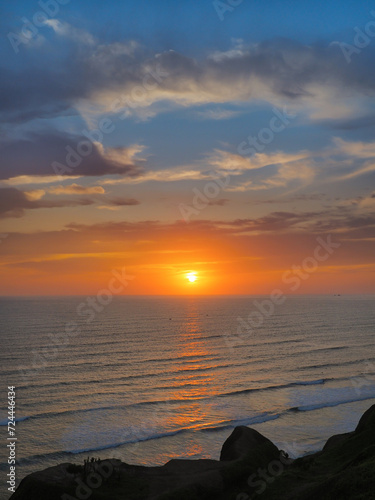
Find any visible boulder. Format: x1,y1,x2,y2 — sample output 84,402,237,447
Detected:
220,425,279,462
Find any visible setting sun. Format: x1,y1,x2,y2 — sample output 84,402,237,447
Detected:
186,272,197,283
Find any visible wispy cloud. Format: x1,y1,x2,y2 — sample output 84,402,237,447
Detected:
49,184,105,195
44,19,96,45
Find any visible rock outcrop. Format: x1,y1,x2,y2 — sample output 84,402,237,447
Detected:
10,404,375,500
261,403,375,500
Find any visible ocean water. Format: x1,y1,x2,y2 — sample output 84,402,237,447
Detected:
1,295,375,499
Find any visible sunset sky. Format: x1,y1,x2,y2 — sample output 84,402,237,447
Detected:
1,0,375,295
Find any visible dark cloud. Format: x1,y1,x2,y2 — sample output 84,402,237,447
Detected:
323,114,375,131
0,187,141,218
62,210,332,235
106,197,140,206
0,187,95,218
0,131,144,180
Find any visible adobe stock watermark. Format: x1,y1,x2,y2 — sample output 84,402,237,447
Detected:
179,105,296,222
224,235,341,351
110,65,169,120
237,440,305,499
18,267,134,382
7,0,71,54
61,395,172,500
336,10,375,63
237,106,296,157
62,396,173,469
52,64,168,179
178,170,235,222
213,0,244,21
51,117,115,178
60,459,117,500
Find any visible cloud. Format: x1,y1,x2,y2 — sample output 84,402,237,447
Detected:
103,148,311,189
324,114,375,131
0,187,95,218
103,165,210,185
102,149,289,187
24,189,46,201
213,139,375,192
333,137,375,158
97,206,120,211
102,137,375,194
59,202,375,238
0,184,140,217
49,184,105,195
107,197,140,206
44,19,95,45
205,149,314,192
2,175,81,186
82,39,375,121
332,161,375,182
208,149,308,173
2,35,375,125
97,197,140,210
0,132,145,180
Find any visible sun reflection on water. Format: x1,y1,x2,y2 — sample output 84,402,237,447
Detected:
166,300,219,436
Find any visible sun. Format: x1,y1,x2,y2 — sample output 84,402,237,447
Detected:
186,272,197,283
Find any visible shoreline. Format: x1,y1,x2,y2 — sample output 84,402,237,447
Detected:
9,403,375,500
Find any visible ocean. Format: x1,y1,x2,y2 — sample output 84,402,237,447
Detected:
1,295,375,499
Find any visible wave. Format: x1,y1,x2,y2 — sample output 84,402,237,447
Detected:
15,362,233,391
3,396,375,465
12,375,375,429
18,352,375,393
0,429,188,468
218,378,327,398
67,429,188,454
34,413,282,456
199,412,281,432
10,377,359,425
0,415,30,426
289,394,375,413
300,357,375,371
10,378,329,424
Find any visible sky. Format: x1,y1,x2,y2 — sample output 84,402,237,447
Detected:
0,0,375,295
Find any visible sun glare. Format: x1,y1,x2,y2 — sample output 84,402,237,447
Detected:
186,272,197,283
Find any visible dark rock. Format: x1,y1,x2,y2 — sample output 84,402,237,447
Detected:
263,404,375,499
220,425,279,462
355,403,375,433
323,431,354,451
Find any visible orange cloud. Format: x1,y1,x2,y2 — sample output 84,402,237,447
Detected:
49,184,105,195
